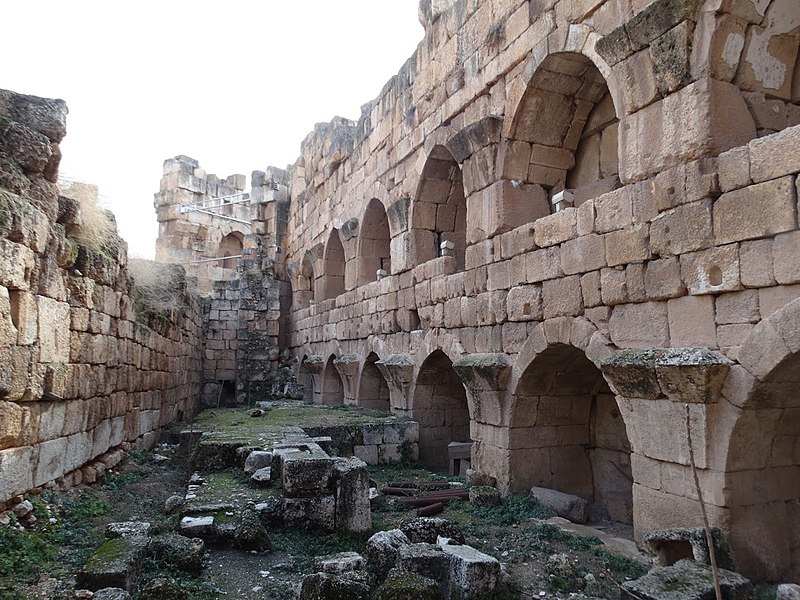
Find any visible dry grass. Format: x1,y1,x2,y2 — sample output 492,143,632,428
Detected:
128,259,186,324
57,178,116,249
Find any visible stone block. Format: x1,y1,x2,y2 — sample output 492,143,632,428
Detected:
313,551,365,574
443,544,503,600
283,495,336,532
650,199,714,257
560,234,606,274
609,302,670,348
243,450,272,475
526,246,563,283
282,456,334,496
740,238,775,288
718,145,751,193
76,537,148,592
680,245,742,295
542,275,583,319
594,187,633,233
366,529,411,581
773,231,800,285
715,290,759,324
667,295,717,348
533,209,577,247
396,543,451,597
604,224,651,267
299,572,370,600
333,457,371,533
644,257,685,300
580,271,602,308
37,295,70,363
749,123,800,183
650,21,693,96
507,284,543,321
619,78,756,183
600,267,628,306
614,49,660,113
530,486,588,523
713,177,797,245
621,560,752,600
354,444,379,465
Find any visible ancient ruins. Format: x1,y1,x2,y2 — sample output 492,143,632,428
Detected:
1,0,799,587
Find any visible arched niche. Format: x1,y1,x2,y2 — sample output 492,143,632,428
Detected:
319,229,345,301
219,231,244,269
356,199,392,286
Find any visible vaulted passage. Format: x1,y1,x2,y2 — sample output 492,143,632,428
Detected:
319,229,345,301
509,52,619,206
357,199,392,286
412,350,471,471
412,146,467,269
725,351,800,581
510,344,632,524
358,352,390,412
321,356,344,406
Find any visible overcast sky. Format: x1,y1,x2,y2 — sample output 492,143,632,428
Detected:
4,1,424,258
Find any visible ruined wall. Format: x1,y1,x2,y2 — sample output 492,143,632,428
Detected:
154,155,250,295
277,0,800,581
0,90,204,504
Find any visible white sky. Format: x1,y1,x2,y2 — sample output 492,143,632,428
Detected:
4,1,424,258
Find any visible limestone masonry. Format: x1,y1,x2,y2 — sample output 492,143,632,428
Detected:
2,0,799,584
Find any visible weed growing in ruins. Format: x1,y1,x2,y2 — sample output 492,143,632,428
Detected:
137,557,218,600
57,179,116,250
467,493,555,526
593,547,649,581
128,258,185,330
269,530,373,573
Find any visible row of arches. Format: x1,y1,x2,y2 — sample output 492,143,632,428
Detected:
296,340,633,526
293,298,800,579
294,52,626,307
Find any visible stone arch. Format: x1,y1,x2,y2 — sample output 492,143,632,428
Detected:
503,51,622,206
358,351,391,412
412,349,472,472
411,145,467,269
319,228,345,301
508,341,633,523
720,298,800,581
356,198,392,285
321,354,345,406
218,231,244,269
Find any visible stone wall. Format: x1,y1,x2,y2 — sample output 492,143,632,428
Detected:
0,89,204,504
273,0,799,582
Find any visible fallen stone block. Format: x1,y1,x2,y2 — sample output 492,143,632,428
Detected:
621,559,752,600
149,533,205,574
300,571,371,600
76,536,149,591
443,544,503,600
366,529,411,581
396,543,452,598
375,570,445,600
313,551,365,574
233,508,271,551
530,487,588,524
643,527,737,571
105,521,151,539
401,517,465,544
243,450,273,475
251,467,272,487
283,495,336,532
282,455,334,496
179,516,215,538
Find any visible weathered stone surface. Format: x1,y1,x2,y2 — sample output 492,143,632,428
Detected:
105,522,151,539
375,570,445,600
643,527,737,571
443,543,503,600
138,578,189,600
313,551,365,574
299,571,371,600
92,589,131,600
76,536,148,592
401,517,465,545
366,529,411,581
149,533,205,574
333,457,371,532
243,450,272,474
530,486,589,523
396,543,452,597
621,559,752,600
